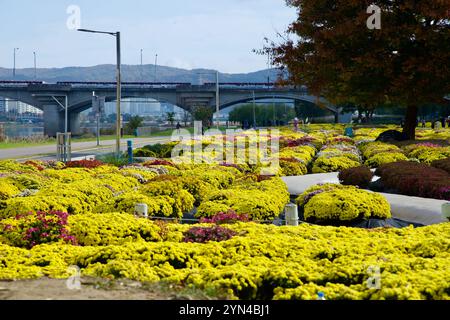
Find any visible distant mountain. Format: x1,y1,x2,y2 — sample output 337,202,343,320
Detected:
0,64,282,83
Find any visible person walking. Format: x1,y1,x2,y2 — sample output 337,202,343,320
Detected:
176,122,181,134
293,117,299,132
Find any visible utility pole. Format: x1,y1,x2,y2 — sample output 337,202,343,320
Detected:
252,90,256,129
273,94,276,126
33,51,37,80
140,49,143,81
216,71,220,129
93,91,100,146
13,48,19,78
154,54,158,82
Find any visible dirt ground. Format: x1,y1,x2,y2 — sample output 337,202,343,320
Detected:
0,277,214,300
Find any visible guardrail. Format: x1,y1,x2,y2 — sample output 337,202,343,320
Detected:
0,81,44,84
0,81,308,91
204,82,277,87
0,80,44,87
56,81,191,88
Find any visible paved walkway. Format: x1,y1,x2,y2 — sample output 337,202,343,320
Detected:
282,173,447,226
0,137,172,161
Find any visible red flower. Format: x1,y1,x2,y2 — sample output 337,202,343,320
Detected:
5,211,78,248
200,210,249,225
183,226,237,243
65,160,104,169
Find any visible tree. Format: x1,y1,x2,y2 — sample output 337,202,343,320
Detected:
166,112,176,128
124,115,144,136
229,103,296,126
294,100,334,120
267,0,450,139
192,106,213,127
182,110,192,127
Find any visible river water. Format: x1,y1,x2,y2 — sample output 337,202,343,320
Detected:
0,123,44,138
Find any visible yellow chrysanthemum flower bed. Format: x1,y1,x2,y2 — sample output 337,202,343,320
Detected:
415,128,450,141
310,136,363,173
0,166,145,218
0,180,20,200
312,156,361,173
0,160,290,221
365,152,409,168
274,145,318,176
359,142,404,159
296,184,391,222
404,144,450,164
196,177,290,220
359,142,409,168
0,217,449,300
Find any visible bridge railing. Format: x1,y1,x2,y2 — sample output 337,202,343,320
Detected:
56,81,191,89
0,80,44,87
204,82,277,88
0,81,309,94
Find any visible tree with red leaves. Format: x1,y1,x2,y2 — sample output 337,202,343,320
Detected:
267,0,450,139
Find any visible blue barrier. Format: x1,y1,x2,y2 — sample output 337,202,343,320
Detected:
127,140,133,164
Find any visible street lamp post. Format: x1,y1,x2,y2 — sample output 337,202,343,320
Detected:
77,28,121,158
252,90,256,129
33,51,37,80
13,48,19,78
273,94,276,127
140,49,143,81
215,71,220,129
154,54,158,82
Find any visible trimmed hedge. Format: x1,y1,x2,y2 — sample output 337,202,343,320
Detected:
375,161,450,200
359,142,408,168
312,156,361,173
296,184,391,223
338,166,374,188
431,158,450,174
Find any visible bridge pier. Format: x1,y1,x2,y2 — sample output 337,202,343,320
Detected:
69,112,82,136
43,105,64,137
335,107,353,124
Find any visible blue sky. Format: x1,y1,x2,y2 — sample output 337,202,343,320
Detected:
0,0,296,73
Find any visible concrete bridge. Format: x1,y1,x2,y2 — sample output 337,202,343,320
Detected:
0,81,339,136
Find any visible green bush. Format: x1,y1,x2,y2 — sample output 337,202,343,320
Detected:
141,143,176,158
134,148,156,157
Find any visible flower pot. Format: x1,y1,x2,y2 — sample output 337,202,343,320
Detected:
442,203,450,221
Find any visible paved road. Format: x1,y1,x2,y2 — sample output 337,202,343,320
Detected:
0,137,172,161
